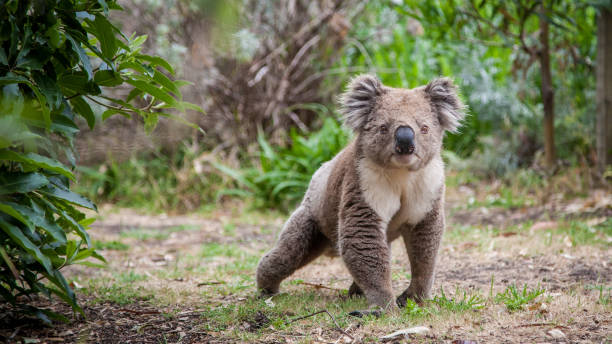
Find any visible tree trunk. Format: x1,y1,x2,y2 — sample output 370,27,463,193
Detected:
539,9,555,169
597,8,612,178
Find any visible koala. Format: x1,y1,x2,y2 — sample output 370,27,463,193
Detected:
256,74,466,311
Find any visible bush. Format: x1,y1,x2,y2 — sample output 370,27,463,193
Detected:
216,117,350,211
0,0,198,322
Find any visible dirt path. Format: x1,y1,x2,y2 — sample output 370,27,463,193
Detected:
1,201,610,343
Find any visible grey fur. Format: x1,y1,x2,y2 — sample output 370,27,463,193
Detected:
256,75,466,310
424,77,467,133
339,74,385,132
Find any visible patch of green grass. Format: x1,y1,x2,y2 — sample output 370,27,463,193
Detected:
553,219,612,246
586,284,611,306
116,271,148,284
93,239,130,251
432,287,485,312
470,186,533,209
199,291,369,334
201,242,243,258
85,279,154,305
223,223,236,236
495,284,545,311
119,225,199,241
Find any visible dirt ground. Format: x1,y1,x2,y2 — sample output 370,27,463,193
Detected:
1,192,610,343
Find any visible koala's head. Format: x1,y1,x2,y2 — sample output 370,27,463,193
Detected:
340,74,466,171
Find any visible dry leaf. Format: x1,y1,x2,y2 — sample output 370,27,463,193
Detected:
497,232,517,237
264,297,275,307
586,217,607,226
563,236,573,247
547,328,566,339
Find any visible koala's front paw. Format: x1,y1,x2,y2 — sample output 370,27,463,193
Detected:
347,282,364,297
257,288,277,299
396,289,427,307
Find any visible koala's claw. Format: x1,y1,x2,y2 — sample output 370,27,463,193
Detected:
257,288,277,299
347,282,364,297
397,290,427,307
348,309,382,318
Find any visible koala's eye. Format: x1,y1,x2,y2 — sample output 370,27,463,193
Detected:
379,125,388,134
420,125,429,134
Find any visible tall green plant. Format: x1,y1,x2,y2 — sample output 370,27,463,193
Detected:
215,117,350,211
0,0,200,322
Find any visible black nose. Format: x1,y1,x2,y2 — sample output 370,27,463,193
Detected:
395,126,415,155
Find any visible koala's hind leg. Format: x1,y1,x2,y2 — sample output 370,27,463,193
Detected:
397,201,444,307
256,206,327,296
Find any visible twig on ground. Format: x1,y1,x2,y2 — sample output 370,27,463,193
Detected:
197,281,226,286
286,310,354,340
300,281,345,292
515,322,563,328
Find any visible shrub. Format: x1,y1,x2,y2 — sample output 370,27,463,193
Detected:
0,0,198,322
215,116,350,211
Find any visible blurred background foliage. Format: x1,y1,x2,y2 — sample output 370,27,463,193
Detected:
73,0,606,212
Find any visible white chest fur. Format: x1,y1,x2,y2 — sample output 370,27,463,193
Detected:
358,157,444,231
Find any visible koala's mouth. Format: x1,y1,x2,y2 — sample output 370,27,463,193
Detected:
391,151,421,167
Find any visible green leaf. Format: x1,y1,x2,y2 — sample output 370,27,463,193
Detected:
65,33,93,80
0,150,75,181
0,76,51,128
32,73,63,109
94,70,123,87
92,15,117,59
125,79,176,106
136,54,174,74
0,246,20,280
0,202,35,230
101,108,131,120
0,46,7,65
152,70,180,97
0,172,49,195
58,71,101,95
0,218,53,274
70,96,96,129
40,183,97,211
7,201,67,244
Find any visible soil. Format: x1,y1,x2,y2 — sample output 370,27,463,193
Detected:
1,199,610,343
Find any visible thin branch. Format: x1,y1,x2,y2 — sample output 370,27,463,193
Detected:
197,281,226,286
85,95,126,112
299,281,345,292
248,0,346,75
286,310,354,340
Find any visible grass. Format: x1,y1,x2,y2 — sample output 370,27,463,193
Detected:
119,225,200,241
93,239,130,251
432,287,485,312
60,173,610,342
494,284,545,311
585,284,611,306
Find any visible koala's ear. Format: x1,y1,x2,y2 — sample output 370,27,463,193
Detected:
339,74,384,131
425,77,467,133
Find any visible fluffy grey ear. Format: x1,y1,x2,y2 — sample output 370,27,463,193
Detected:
424,77,466,133
339,74,384,131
